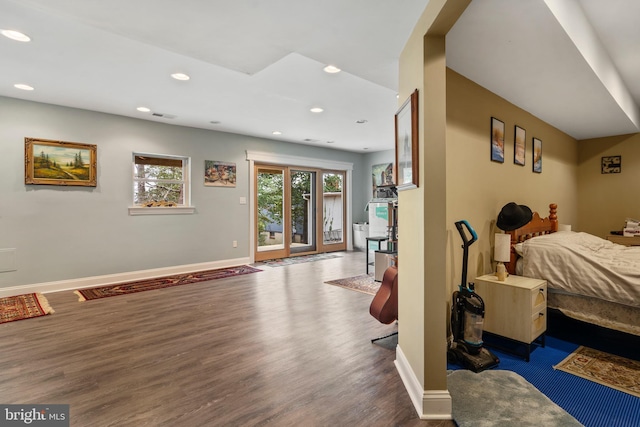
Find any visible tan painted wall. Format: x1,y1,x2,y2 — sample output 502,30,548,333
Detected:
397,14,428,389
397,0,579,416
396,0,471,408
445,69,579,297
577,133,640,237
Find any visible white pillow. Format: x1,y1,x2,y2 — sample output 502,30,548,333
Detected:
514,242,524,256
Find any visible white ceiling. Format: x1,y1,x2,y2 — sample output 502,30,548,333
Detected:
1,0,639,153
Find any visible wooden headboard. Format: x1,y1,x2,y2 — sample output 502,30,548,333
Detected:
505,203,558,274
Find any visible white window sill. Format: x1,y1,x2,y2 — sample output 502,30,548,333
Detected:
128,206,196,216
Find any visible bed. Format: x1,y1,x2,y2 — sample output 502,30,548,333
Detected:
504,204,640,337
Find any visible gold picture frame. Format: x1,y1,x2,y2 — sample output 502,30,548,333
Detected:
25,137,97,187
395,89,419,190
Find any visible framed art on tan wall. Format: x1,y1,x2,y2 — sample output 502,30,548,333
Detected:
532,137,542,173
514,125,526,166
395,89,418,191
601,155,621,174
491,117,505,163
25,137,97,187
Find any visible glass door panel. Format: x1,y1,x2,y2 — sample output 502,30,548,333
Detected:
256,167,287,260
322,172,345,246
254,165,346,260
290,170,316,253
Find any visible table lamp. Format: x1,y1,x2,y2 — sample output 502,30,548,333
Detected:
494,233,511,281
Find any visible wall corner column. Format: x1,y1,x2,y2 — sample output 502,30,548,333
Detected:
395,0,471,420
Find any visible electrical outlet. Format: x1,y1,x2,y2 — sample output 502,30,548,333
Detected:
233,240,238,248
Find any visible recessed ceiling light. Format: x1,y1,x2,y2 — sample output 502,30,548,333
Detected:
363,147,369,150
14,83,34,91
171,72,190,81
272,131,282,135
323,65,341,74
210,120,221,125
310,107,324,113
1,29,30,42
356,119,368,124
326,141,335,144
136,106,151,112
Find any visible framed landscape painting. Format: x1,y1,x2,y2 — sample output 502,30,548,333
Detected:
25,138,97,186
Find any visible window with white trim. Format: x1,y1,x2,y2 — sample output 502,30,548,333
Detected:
132,153,191,208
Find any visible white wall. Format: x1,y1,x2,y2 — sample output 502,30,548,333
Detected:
0,96,368,289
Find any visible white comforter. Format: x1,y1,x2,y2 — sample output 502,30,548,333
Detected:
522,231,640,308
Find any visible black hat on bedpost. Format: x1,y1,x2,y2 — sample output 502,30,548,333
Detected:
497,202,533,231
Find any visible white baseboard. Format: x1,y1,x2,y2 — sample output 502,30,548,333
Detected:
0,257,252,298
395,344,452,420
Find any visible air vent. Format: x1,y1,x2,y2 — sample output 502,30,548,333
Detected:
151,113,176,119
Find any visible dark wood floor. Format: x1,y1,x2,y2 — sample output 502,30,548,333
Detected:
0,251,455,427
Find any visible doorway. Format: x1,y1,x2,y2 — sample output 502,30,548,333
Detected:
254,164,346,261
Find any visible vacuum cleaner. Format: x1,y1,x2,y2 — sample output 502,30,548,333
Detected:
447,220,500,372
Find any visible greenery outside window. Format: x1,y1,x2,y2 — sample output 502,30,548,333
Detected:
129,153,194,215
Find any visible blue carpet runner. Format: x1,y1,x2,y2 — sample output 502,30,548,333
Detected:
449,336,640,427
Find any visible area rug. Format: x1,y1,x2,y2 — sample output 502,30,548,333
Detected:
448,369,583,427
325,274,379,295
0,293,54,324
257,253,342,267
554,346,640,398
74,265,261,301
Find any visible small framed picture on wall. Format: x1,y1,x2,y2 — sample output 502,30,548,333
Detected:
532,138,542,173
490,117,505,163
514,125,526,166
205,160,237,187
395,89,419,190
601,155,621,174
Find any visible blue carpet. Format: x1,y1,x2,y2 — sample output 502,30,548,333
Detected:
449,336,640,427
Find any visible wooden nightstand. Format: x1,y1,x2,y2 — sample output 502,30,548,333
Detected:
606,235,640,246
473,274,547,361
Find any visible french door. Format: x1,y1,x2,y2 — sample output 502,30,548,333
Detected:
254,164,346,261
290,169,317,254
